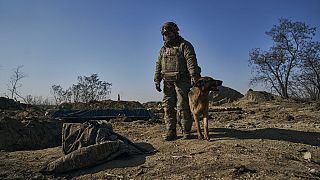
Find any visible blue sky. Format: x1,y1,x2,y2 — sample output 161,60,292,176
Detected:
0,0,319,103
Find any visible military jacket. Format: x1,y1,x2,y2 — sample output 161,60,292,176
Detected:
154,37,200,82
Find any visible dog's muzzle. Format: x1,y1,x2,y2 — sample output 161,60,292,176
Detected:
209,80,223,91
209,86,219,91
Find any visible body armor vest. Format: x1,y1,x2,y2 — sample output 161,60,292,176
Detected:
161,44,188,81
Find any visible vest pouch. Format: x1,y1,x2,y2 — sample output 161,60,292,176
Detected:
163,72,180,82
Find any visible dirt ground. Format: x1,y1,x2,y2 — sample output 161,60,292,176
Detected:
1,100,320,179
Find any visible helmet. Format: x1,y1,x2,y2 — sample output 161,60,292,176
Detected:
161,22,179,35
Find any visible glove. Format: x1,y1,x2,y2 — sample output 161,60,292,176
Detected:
191,76,200,86
155,81,162,92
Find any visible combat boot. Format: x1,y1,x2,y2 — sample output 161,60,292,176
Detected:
164,129,177,141
179,110,193,140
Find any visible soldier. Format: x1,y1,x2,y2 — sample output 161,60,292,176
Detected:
154,22,201,141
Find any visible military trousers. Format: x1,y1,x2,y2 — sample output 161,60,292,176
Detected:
162,80,193,133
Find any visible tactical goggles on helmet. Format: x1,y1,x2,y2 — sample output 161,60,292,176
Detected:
162,30,175,36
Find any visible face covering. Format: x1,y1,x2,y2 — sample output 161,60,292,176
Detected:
163,33,181,47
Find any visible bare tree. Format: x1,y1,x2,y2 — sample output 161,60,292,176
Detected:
297,41,320,100
51,74,112,104
25,94,52,105
51,85,72,104
71,84,81,103
7,65,27,101
249,18,316,98
76,74,112,102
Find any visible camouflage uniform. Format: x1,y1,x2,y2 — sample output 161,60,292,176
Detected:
154,22,201,140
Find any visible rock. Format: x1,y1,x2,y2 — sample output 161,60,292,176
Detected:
311,150,320,164
303,152,312,162
285,115,294,121
309,168,320,177
303,151,320,164
310,169,316,173
232,165,257,176
226,123,234,128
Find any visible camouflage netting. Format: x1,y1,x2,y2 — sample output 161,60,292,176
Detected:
41,121,147,174
62,121,116,154
54,100,151,122
43,140,127,174
58,100,144,110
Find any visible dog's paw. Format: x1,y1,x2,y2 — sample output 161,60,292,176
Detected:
204,134,210,141
198,135,204,140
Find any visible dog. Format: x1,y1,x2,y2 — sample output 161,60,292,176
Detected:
188,76,222,140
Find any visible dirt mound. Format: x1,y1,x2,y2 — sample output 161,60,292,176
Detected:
210,86,244,105
0,102,63,151
0,100,148,151
143,101,163,112
142,101,163,122
234,89,280,105
142,101,162,110
0,116,62,151
59,100,144,110
0,97,28,110
243,90,275,101
1,99,320,179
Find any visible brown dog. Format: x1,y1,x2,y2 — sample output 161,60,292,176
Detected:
188,76,222,140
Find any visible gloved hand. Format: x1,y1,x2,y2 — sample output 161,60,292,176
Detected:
191,76,200,86
155,81,162,92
